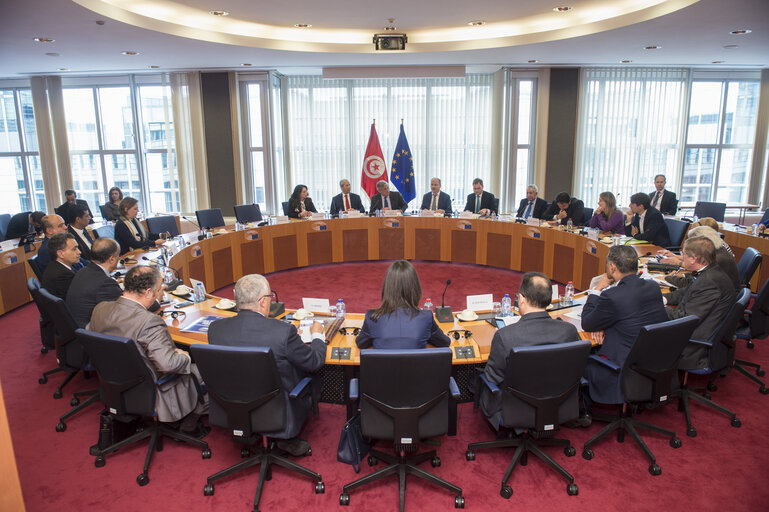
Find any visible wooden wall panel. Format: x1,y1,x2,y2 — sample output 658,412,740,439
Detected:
342,229,369,262
485,232,512,269
451,230,477,264
273,235,298,271
379,228,404,260
211,247,233,291
520,238,545,273
307,231,333,266
240,240,265,276
414,228,441,261
552,243,575,285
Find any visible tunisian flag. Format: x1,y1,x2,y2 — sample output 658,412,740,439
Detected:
360,123,387,199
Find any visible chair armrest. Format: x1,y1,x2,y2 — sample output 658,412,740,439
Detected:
289,377,312,399
588,354,621,372
349,378,359,400
689,338,713,348
449,377,460,399
156,374,180,386
478,373,500,394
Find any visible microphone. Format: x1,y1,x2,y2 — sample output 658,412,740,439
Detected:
182,215,206,241
269,289,285,318
435,279,454,323
142,256,183,290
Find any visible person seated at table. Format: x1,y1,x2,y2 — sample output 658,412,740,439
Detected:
4,211,45,240
102,186,123,222
287,184,318,219
329,179,365,216
544,191,585,226
588,191,624,233
463,178,496,216
516,184,548,219
114,197,164,255
624,192,670,247
649,174,678,216
65,237,122,328
479,272,580,430
41,233,81,299
37,214,87,273
56,189,94,225
67,204,95,261
369,180,408,214
420,177,452,216
658,226,740,291
356,260,450,350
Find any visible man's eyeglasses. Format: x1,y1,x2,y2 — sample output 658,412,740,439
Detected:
260,291,277,302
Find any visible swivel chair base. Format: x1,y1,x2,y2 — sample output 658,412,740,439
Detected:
582,404,680,475
55,388,99,432
340,447,464,511
467,433,578,498
38,367,77,399
733,359,768,394
675,373,741,438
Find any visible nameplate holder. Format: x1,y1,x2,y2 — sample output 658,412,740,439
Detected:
466,294,493,312
0,240,16,252
659,395,668,402
544,424,554,431
400,437,413,444
526,217,540,226
109,407,117,414
588,228,600,241
302,297,330,314
233,429,244,437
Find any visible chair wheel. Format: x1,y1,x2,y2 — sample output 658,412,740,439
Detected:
670,437,682,449
564,445,576,457
315,481,325,494
70,397,80,406
455,495,465,508
707,381,718,392
731,417,741,428
39,376,47,384
702,392,712,400
55,422,66,432
431,456,441,467
500,485,513,499
649,464,662,476
747,340,754,349
41,347,49,354
136,473,149,486
241,448,251,458
465,450,475,461
582,448,594,460
367,455,377,466
760,386,769,395
306,447,312,456
53,390,62,399
567,483,579,496
204,483,214,496
202,448,211,459
757,368,766,377
686,426,697,437
94,456,105,468
340,493,350,506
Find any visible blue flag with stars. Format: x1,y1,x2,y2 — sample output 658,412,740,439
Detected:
390,123,416,203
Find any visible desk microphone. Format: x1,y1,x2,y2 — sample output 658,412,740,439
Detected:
269,289,285,318
435,280,453,323
142,256,183,290
182,215,207,241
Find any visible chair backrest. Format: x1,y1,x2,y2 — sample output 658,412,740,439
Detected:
582,208,593,225
233,204,262,224
664,218,690,250
737,247,762,287
145,215,180,237
76,329,157,417
693,201,726,222
38,287,87,369
359,348,453,449
190,344,286,440
98,204,110,220
27,255,43,281
0,213,10,239
759,208,769,225
281,201,290,216
707,288,751,370
746,278,769,339
195,208,225,230
28,277,55,349
94,224,115,239
501,340,591,432
621,316,699,403
27,277,50,320
492,197,500,215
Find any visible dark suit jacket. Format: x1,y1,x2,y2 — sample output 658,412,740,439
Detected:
67,225,96,261
516,197,548,219
207,309,326,438
56,199,94,224
544,198,585,225
355,308,450,350
665,264,736,369
581,275,668,403
649,189,678,216
115,218,158,255
666,246,741,292
41,260,76,299
464,191,496,214
369,191,408,214
4,212,32,240
36,237,88,274
329,192,366,216
287,197,318,219
625,206,671,247
420,191,453,215
64,262,122,328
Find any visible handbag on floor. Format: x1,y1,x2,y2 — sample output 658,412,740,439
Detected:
337,414,370,473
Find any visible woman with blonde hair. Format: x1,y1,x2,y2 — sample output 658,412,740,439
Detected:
588,191,624,233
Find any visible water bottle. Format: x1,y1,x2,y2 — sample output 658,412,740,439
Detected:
335,298,346,319
163,268,174,285
501,294,512,317
194,282,205,303
564,282,575,306
752,223,759,236
566,218,573,231
423,298,434,313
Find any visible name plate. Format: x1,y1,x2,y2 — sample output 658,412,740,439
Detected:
0,240,16,252
587,228,600,241
459,211,474,219
273,216,289,224
552,284,560,301
383,209,400,217
466,293,493,312
311,212,325,219
302,297,330,313
526,217,540,226
346,211,363,218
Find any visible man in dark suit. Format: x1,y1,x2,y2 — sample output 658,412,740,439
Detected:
37,214,88,273
329,178,366,216
65,237,122,328
464,178,496,216
479,272,581,429
516,184,548,219
207,274,326,456
4,211,44,240
419,177,452,216
649,174,678,216
581,246,668,408
41,233,81,299
624,192,671,247
369,180,408,214
664,237,736,369
544,192,585,226
56,189,94,225
67,204,96,261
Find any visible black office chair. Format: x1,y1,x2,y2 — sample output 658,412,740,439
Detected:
582,316,699,475
466,340,590,498
664,218,690,251
27,255,44,285
189,344,324,511
146,215,180,237
340,348,463,510
234,203,263,224
0,213,11,240
737,247,762,288
693,201,726,222
733,278,769,393
676,288,750,437
281,201,290,216
581,207,593,226
77,329,210,486
94,223,115,239
27,277,54,353
98,204,110,221
492,197,500,215
195,208,225,229
758,208,769,226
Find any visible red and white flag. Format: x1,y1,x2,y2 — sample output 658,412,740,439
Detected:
360,122,387,199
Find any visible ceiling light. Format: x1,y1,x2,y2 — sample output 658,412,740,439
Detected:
723,44,739,49
241,63,252,67
553,6,572,12
45,52,59,57
122,50,139,55
294,24,312,28
57,68,69,72
643,45,661,50
620,59,632,63
209,10,229,16
712,61,725,64
528,60,538,63
34,37,54,43
730,29,751,35
468,21,486,27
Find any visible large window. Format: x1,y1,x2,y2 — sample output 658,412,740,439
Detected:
0,88,45,213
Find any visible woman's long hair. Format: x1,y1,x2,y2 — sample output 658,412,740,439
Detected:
599,191,617,220
370,260,422,321
290,184,307,202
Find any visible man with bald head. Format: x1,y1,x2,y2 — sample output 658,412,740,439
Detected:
330,179,366,216
66,237,123,328
420,177,453,216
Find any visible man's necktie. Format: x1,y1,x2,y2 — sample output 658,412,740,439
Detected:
431,194,438,211
475,195,480,213
524,201,533,219
83,229,94,244
653,191,661,209
384,196,389,209
344,194,351,211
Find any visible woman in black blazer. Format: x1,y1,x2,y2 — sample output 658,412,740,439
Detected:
287,184,318,219
114,197,164,255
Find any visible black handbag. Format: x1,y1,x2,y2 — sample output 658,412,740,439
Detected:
337,414,370,473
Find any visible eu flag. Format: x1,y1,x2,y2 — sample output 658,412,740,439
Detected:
390,123,416,204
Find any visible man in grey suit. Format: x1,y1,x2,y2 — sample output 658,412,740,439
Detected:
479,272,581,430
207,274,326,456
65,237,122,328
88,266,208,435
369,180,408,214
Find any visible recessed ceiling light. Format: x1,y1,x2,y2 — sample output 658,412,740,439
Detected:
723,44,739,49
149,65,160,69
553,6,572,12
34,37,54,43
122,50,139,55
468,21,486,27
620,59,632,63
712,61,725,64
643,45,661,50
45,52,59,57
528,60,538,63
209,10,229,16
294,23,312,28
57,67,69,72
730,29,751,35
241,63,252,67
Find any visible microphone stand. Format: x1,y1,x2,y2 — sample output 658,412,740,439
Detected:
142,256,183,290
435,280,453,323
182,215,207,241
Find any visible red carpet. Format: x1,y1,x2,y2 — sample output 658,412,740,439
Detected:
2,261,769,511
